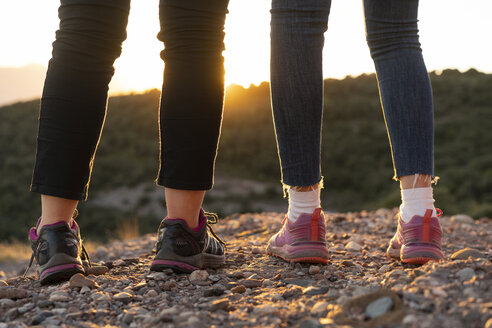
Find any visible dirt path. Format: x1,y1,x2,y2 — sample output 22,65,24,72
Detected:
1,209,491,327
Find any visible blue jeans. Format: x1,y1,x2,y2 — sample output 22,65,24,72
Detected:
271,0,434,186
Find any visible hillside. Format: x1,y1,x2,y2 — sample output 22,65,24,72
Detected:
0,69,491,241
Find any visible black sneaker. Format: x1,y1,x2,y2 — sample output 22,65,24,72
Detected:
26,211,90,285
150,209,226,273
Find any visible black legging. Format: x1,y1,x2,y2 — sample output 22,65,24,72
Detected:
31,0,229,200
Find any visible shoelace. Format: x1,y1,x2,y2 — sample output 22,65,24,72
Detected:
203,211,226,248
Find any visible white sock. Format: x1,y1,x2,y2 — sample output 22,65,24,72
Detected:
399,187,436,223
287,187,321,222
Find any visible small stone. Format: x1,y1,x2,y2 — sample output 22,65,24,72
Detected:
345,241,362,251
18,303,35,314
145,289,158,298
297,318,323,328
365,296,393,319
231,285,246,294
203,284,226,297
113,259,125,266
451,248,486,260
208,275,221,282
311,301,329,315
303,286,329,296
0,299,15,307
69,273,98,288
402,314,418,325
0,287,29,300
0,280,7,286
485,318,492,328
450,214,474,224
284,278,314,288
238,279,262,288
148,272,167,281
251,247,263,254
378,265,390,273
190,270,209,282
86,266,109,276
49,292,70,302
309,265,321,275
160,306,180,321
456,268,475,281
253,304,278,315
31,311,54,325
209,298,230,312
341,260,355,267
80,285,91,294
113,292,134,303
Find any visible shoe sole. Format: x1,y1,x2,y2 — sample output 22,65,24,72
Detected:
387,245,444,265
267,244,329,264
150,253,225,273
38,253,84,285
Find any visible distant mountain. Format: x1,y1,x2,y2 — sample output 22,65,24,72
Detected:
0,64,46,106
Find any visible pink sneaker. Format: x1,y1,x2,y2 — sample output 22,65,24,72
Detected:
266,208,329,264
387,209,444,264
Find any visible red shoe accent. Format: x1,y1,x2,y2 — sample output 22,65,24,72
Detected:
311,208,321,241
421,209,433,242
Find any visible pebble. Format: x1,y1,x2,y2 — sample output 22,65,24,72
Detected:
231,285,246,294
160,306,180,321
17,303,35,314
308,265,321,275
144,289,158,298
238,278,263,288
284,278,314,288
31,311,54,325
450,214,474,224
365,296,394,319
113,292,134,303
0,287,28,300
451,248,486,260
0,280,7,286
311,301,329,315
49,292,70,302
485,318,492,328
296,318,323,328
456,268,475,281
86,266,109,276
189,270,209,282
69,273,98,288
302,286,329,296
209,298,230,312
345,241,362,251
253,304,278,315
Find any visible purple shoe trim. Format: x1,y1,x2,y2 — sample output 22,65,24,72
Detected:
152,260,198,272
163,210,206,232
30,227,39,241
40,264,83,279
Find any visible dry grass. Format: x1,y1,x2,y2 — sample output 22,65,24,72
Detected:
0,242,31,263
115,218,140,241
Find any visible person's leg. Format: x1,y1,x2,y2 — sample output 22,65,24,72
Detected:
266,0,331,264
363,0,443,263
151,0,229,273
28,0,130,283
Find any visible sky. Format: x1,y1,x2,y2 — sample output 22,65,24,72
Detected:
1,0,491,95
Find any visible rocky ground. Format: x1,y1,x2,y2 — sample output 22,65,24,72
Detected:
0,209,491,328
